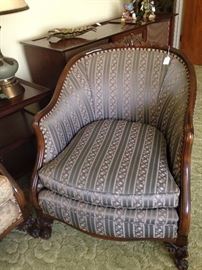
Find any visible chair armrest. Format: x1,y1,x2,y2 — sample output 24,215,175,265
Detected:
178,60,196,236
156,52,195,183
158,50,196,237
178,129,193,236
33,55,95,166
31,55,95,208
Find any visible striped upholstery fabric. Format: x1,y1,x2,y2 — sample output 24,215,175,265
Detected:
156,58,189,180
85,49,189,183
37,47,190,239
39,120,180,210
85,49,169,123
38,190,179,239
40,58,94,164
39,48,189,184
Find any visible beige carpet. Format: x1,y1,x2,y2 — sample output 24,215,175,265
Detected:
0,66,201,270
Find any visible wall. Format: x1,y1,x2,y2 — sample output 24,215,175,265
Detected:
0,0,123,81
180,0,202,64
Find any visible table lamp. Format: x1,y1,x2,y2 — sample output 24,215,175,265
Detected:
0,0,29,99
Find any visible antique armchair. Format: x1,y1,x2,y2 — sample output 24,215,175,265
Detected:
31,45,196,269
0,163,27,240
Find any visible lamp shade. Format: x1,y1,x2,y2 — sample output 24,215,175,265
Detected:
0,0,29,15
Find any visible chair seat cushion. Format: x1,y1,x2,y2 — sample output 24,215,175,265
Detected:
38,190,179,239
39,120,180,209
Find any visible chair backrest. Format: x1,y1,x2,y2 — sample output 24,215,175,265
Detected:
84,48,188,125
59,47,189,125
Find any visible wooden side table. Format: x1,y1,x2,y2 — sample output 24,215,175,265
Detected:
0,79,51,179
21,14,175,90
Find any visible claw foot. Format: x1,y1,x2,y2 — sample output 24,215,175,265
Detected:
165,242,188,270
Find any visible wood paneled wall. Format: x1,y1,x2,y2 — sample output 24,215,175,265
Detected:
180,0,202,65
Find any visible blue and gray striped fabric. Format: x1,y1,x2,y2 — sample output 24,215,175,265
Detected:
37,48,190,239
39,120,180,210
39,189,179,239
39,48,189,184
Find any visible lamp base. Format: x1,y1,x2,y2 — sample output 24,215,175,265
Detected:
0,77,24,99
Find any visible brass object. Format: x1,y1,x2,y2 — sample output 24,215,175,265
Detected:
0,77,24,99
0,1,29,100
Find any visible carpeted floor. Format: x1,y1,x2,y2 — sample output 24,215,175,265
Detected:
0,66,201,270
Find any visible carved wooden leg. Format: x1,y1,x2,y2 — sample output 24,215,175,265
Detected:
165,242,188,270
17,215,37,236
18,214,53,239
37,216,53,239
